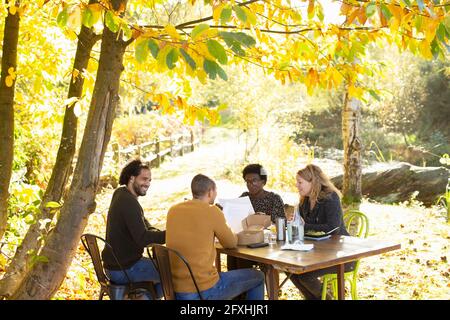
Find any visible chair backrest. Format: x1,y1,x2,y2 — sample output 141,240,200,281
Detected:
80,234,109,286
80,234,132,284
152,244,204,300
343,210,369,238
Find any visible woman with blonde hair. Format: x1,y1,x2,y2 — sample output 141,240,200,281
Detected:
289,164,354,299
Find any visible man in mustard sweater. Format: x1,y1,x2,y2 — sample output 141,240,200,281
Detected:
166,174,265,300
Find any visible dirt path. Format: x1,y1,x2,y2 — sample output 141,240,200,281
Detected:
98,128,301,226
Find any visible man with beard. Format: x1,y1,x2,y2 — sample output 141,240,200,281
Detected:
102,159,165,298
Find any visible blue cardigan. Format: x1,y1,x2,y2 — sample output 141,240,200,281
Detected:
300,191,349,236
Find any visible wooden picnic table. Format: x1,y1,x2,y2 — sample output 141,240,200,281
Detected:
216,235,401,300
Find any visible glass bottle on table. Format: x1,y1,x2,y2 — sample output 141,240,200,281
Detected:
275,217,286,242
291,204,304,244
286,220,293,244
268,224,277,246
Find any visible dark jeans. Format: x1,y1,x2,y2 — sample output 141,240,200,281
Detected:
176,269,265,300
105,257,163,299
290,261,356,300
227,256,265,300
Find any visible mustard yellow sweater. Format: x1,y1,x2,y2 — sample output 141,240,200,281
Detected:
166,199,237,293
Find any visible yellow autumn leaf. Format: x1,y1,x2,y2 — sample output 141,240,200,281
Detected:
347,8,360,25
185,62,196,76
193,42,216,61
357,7,368,25
419,40,433,59
0,253,7,269
156,45,171,72
208,109,219,125
255,28,262,41
196,69,207,84
17,4,26,16
205,28,219,39
388,4,403,23
9,5,17,15
213,3,225,22
408,38,418,54
281,73,287,85
423,18,438,43
307,68,319,87
330,68,344,88
340,2,352,16
158,93,170,112
164,24,181,41
306,83,314,95
88,3,103,13
21,186,36,203
72,69,80,83
5,76,14,87
348,85,364,99
8,67,16,79
67,6,82,30
175,96,183,109
63,29,78,40
243,7,257,25
189,49,204,70
88,3,103,26
390,17,400,34
307,0,315,18
51,4,60,18
401,11,414,26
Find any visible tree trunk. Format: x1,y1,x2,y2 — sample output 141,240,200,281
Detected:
11,3,129,299
0,22,100,298
341,86,363,208
0,3,20,241
331,162,449,207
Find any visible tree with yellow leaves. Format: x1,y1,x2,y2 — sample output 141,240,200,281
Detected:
0,0,20,244
0,0,104,300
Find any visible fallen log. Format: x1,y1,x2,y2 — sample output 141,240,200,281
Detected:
331,162,449,206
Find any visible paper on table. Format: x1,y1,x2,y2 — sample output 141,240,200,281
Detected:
217,196,254,233
280,243,314,251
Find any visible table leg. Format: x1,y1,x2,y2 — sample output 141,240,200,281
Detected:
215,252,221,273
264,265,279,300
336,264,345,300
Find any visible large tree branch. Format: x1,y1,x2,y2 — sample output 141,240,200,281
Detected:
175,0,262,28
136,23,376,35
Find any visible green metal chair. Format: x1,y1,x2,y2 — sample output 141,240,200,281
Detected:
321,210,369,300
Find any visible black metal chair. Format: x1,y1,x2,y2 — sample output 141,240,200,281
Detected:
151,244,204,300
80,233,159,300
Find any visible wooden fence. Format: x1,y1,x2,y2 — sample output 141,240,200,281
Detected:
107,128,201,169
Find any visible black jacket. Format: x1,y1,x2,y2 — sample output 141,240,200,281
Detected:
300,191,349,236
102,186,165,270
